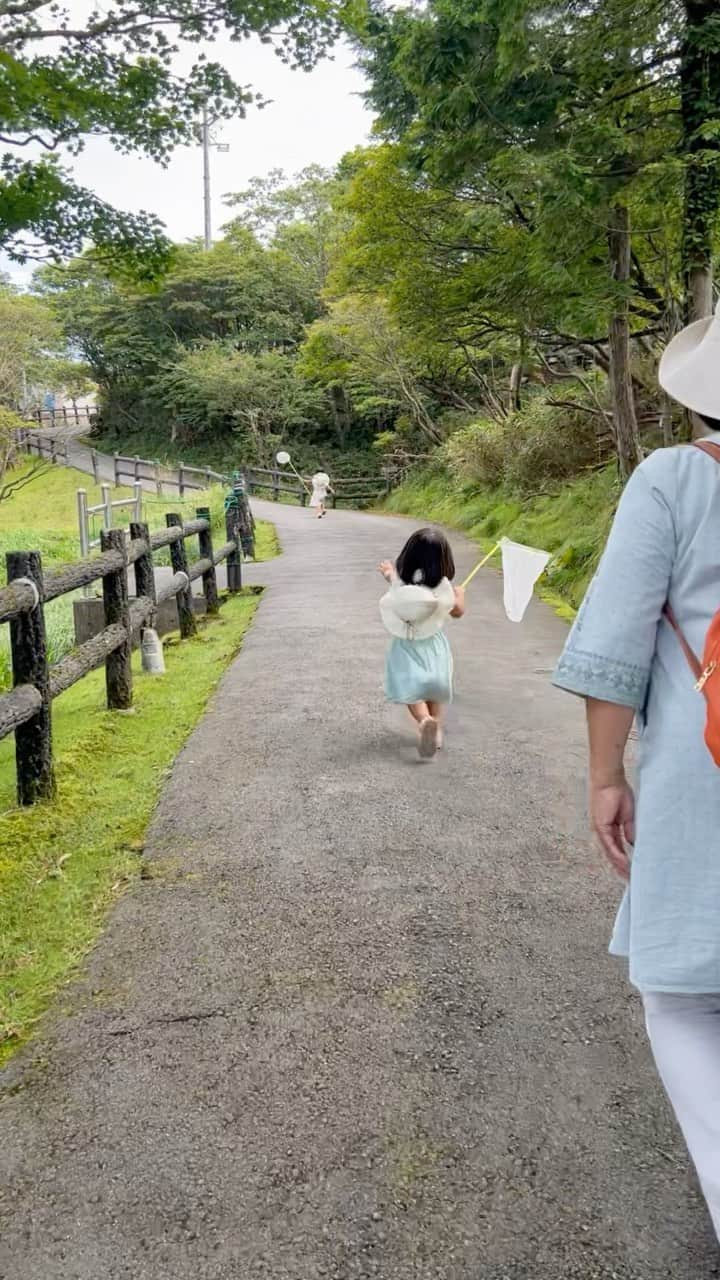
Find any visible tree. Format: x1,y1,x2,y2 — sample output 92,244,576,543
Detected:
224,165,349,295
155,346,324,460
303,295,445,447
0,283,60,409
681,0,720,318
47,358,96,409
35,234,327,445
351,0,707,472
0,0,351,270
0,406,49,505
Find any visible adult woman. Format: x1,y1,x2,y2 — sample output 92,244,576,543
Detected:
553,299,720,1239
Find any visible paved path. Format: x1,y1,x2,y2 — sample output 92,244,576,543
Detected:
1,501,717,1279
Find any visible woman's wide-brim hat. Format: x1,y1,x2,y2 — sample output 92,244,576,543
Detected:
659,299,720,419
313,472,330,486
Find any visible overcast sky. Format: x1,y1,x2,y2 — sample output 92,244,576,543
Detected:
6,32,374,283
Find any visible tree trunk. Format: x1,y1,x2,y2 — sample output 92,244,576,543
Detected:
509,362,522,412
659,391,675,448
608,204,643,480
681,0,720,321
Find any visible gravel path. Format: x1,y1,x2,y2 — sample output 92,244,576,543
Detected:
1,499,717,1279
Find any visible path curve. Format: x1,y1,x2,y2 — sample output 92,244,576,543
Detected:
1,500,716,1278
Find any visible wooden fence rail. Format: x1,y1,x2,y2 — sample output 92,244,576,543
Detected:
17,429,402,506
0,508,242,806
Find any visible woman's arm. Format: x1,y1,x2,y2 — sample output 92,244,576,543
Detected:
586,697,636,880
378,560,395,582
450,585,466,618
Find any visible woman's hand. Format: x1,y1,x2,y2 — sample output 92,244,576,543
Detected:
589,777,635,880
378,560,394,581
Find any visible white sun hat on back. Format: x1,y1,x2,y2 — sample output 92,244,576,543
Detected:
659,298,720,419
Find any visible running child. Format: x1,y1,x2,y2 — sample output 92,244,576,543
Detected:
378,527,465,758
309,471,333,519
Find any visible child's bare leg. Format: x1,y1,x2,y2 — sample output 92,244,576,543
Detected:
427,701,445,747
408,701,439,758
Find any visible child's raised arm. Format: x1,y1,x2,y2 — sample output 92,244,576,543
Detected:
450,585,466,618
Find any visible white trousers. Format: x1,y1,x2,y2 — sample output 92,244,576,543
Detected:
644,992,720,1239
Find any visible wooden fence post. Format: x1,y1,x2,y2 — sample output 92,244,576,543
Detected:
272,469,280,502
166,513,197,637
178,463,185,499
224,501,242,593
6,550,55,805
196,506,219,615
154,461,162,496
113,451,120,487
50,438,57,465
299,481,307,507
129,520,157,615
101,528,132,710
91,448,100,484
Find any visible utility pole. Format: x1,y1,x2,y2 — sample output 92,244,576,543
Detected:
202,102,212,251
199,105,229,250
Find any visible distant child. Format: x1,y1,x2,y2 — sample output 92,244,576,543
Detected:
310,471,333,519
379,527,465,759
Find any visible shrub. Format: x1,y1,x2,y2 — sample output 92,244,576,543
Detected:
444,419,506,488
504,394,600,493
442,388,603,496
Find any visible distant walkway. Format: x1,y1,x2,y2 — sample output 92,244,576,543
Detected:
1,500,716,1278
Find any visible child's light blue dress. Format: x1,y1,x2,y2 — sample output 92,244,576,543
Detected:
380,575,456,704
385,632,454,705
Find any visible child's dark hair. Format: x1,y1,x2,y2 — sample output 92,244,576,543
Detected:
396,527,455,589
698,413,720,433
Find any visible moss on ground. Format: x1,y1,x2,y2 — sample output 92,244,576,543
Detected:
0,590,261,1065
385,466,620,615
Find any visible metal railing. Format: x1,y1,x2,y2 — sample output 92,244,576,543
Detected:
77,482,143,557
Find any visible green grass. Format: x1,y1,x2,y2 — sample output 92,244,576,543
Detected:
0,461,278,574
0,590,262,1065
385,465,621,615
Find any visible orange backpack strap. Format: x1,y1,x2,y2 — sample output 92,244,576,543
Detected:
693,439,720,464
663,440,720,681
663,604,703,682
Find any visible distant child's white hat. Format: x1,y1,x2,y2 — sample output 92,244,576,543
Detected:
659,299,720,419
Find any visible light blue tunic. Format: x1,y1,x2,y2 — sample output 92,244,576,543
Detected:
553,439,720,993
385,631,454,705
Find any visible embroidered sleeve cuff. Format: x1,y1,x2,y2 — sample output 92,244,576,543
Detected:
551,648,648,709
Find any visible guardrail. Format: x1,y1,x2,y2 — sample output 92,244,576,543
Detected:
0,507,241,806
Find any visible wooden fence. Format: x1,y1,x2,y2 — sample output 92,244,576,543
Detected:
242,465,395,507
113,453,226,496
18,430,401,506
19,429,72,467
0,508,241,806
29,406,97,431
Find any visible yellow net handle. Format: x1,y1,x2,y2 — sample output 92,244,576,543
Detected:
460,542,501,590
